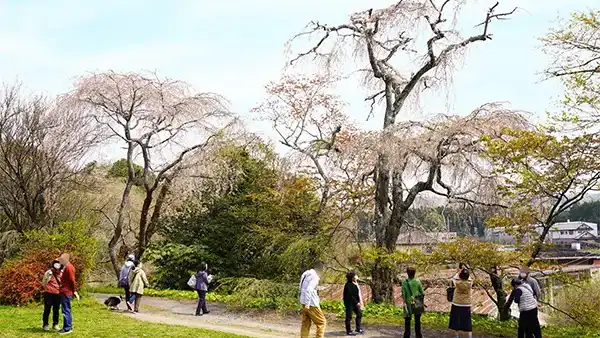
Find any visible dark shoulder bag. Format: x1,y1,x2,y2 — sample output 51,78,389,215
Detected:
446,280,455,302
405,279,425,315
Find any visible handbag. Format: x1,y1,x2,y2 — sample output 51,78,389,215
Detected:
446,286,455,302
404,279,425,315
187,274,197,288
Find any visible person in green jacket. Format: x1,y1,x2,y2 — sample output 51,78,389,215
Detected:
129,260,149,313
401,267,424,338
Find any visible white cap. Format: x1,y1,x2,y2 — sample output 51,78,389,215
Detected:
127,254,135,261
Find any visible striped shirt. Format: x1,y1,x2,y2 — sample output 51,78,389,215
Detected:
515,284,537,312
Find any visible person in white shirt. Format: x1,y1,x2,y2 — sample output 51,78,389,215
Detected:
299,261,326,338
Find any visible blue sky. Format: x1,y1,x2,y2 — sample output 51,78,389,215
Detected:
0,0,597,156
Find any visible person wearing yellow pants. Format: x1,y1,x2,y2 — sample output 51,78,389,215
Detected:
299,262,326,338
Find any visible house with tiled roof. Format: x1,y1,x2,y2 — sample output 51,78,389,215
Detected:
545,220,598,245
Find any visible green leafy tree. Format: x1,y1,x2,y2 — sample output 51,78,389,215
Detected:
107,159,148,187
542,9,600,131
483,128,600,263
154,145,331,286
556,200,600,225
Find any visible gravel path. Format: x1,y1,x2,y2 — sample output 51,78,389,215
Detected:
93,294,500,338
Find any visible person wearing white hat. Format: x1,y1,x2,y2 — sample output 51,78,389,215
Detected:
119,254,135,311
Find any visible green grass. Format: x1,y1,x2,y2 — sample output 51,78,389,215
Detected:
0,298,249,338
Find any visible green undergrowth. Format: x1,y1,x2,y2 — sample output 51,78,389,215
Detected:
84,285,600,338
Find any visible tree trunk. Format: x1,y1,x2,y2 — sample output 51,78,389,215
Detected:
371,259,395,303
136,189,154,260
490,268,510,321
109,179,133,279
371,152,395,303
108,141,136,280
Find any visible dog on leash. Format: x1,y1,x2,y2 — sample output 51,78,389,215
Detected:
104,295,123,310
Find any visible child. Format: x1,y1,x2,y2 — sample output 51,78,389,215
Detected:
129,260,149,313
41,260,63,331
343,271,364,336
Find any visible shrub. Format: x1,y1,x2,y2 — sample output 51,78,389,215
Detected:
0,219,97,304
0,248,56,305
551,279,600,328
145,243,214,290
21,219,97,287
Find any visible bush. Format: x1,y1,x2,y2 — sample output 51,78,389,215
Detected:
22,219,97,287
0,248,54,305
145,243,214,290
551,280,600,329
0,219,97,304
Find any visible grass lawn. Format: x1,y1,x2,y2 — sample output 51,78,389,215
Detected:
0,299,249,338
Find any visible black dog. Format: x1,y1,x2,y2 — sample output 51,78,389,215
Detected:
104,296,123,310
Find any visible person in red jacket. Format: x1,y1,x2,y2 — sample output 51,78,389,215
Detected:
57,253,78,335
41,260,63,331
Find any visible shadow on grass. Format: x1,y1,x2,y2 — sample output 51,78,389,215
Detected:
17,327,58,335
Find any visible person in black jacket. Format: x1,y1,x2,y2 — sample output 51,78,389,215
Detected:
343,271,364,336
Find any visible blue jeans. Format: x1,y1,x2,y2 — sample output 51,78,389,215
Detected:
60,295,73,331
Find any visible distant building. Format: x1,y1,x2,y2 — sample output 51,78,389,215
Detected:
485,220,600,245
545,220,599,245
395,231,456,251
484,226,536,245
484,227,517,244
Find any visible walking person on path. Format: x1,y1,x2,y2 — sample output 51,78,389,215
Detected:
506,278,542,338
129,260,150,313
41,259,63,331
57,253,78,335
119,254,135,311
299,261,326,338
194,262,212,316
401,267,424,338
343,271,364,336
448,268,473,338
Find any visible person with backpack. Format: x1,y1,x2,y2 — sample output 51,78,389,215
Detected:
57,253,78,335
343,271,364,336
194,262,212,316
448,268,473,338
401,267,424,338
41,260,63,331
129,260,149,313
506,278,542,338
119,254,135,311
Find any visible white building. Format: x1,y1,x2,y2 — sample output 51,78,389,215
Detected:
545,220,598,244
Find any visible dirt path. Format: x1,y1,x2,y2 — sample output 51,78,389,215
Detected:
93,294,494,338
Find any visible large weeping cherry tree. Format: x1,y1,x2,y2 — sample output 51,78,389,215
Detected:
286,0,519,303
63,71,234,277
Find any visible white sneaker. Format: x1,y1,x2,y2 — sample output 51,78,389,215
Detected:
42,325,49,331
53,324,60,330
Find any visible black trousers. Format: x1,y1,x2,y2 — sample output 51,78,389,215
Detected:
518,308,542,338
344,305,362,333
123,285,132,310
403,313,422,338
196,290,208,315
42,293,61,326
